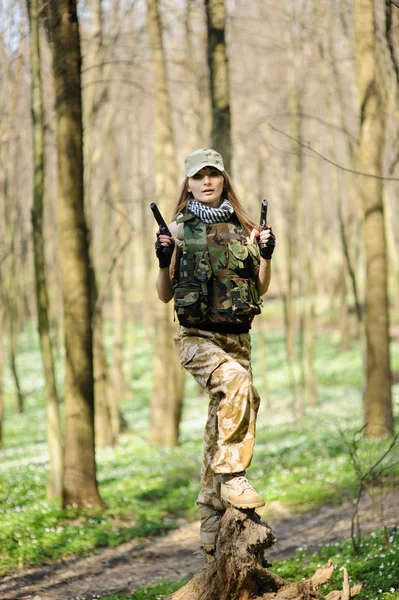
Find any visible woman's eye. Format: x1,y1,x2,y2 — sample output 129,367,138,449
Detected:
210,170,219,177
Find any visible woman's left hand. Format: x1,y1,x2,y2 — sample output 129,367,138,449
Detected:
256,226,276,260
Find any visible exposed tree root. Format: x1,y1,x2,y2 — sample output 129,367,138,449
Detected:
166,507,362,600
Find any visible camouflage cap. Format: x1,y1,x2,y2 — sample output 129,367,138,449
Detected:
184,148,225,177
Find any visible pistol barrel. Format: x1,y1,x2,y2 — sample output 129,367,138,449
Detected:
150,202,172,236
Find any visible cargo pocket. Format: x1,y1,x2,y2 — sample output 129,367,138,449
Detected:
249,278,262,307
174,284,207,324
194,251,212,282
228,244,249,276
173,330,199,368
180,343,198,368
174,287,200,308
230,278,262,316
247,243,261,274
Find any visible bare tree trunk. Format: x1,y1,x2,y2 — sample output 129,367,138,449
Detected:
0,302,4,448
184,0,211,150
287,82,302,417
354,0,393,437
205,0,232,171
0,26,24,414
46,0,105,507
26,0,63,500
302,258,317,407
3,113,24,415
92,301,115,448
146,0,185,447
285,85,299,366
84,0,115,449
138,174,153,342
8,303,24,414
338,196,362,328
84,0,105,196
384,188,399,312
111,135,127,430
256,320,270,411
385,0,399,88
339,276,350,352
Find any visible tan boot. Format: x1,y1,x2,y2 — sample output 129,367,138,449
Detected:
220,475,265,509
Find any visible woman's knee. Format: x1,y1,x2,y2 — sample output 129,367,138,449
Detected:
210,359,252,393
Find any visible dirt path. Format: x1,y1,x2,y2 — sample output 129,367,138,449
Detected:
1,490,397,600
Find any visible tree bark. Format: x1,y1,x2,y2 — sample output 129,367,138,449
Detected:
339,276,350,352
92,301,115,449
84,0,115,450
26,0,63,500
167,507,361,600
302,258,317,407
256,321,270,411
184,0,211,150
287,80,302,417
146,0,185,447
3,125,24,416
8,306,24,414
111,135,127,427
354,0,393,437
0,302,4,448
282,70,302,379
205,0,232,171
46,0,104,507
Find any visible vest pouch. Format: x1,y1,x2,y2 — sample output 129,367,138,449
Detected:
247,243,261,273
230,278,262,317
174,283,208,325
175,286,200,308
228,244,249,275
194,251,212,282
248,278,262,307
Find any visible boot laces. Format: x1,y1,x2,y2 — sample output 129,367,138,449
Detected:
232,475,253,491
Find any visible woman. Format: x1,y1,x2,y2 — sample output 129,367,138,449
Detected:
155,148,275,553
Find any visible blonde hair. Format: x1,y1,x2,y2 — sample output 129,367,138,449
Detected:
172,171,257,235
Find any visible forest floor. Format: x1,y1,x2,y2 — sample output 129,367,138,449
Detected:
0,489,397,600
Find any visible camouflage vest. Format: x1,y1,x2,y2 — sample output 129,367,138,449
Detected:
173,213,262,327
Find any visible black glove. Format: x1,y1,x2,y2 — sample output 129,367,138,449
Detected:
155,232,174,269
259,228,276,260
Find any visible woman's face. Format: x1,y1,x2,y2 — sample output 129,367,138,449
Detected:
187,167,224,208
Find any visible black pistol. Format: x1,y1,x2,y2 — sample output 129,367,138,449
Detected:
150,202,172,237
258,198,269,251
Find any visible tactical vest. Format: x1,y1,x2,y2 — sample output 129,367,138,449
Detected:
173,213,262,327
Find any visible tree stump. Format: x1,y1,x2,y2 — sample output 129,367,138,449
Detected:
166,507,362,600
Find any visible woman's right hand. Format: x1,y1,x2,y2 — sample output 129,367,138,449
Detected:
155,228,175,269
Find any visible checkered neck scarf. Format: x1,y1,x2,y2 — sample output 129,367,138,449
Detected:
187,198,234,224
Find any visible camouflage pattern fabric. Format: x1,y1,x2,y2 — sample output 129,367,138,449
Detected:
174,326,261,510
173,214,262,328
184,148,225,177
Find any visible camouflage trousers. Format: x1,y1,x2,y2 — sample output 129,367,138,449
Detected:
174,326,261,510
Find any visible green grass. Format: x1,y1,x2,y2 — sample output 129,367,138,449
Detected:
0,320,398,592
94,579,188,599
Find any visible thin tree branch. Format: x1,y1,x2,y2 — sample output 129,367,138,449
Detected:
81,78,145,92
267,122,399,181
